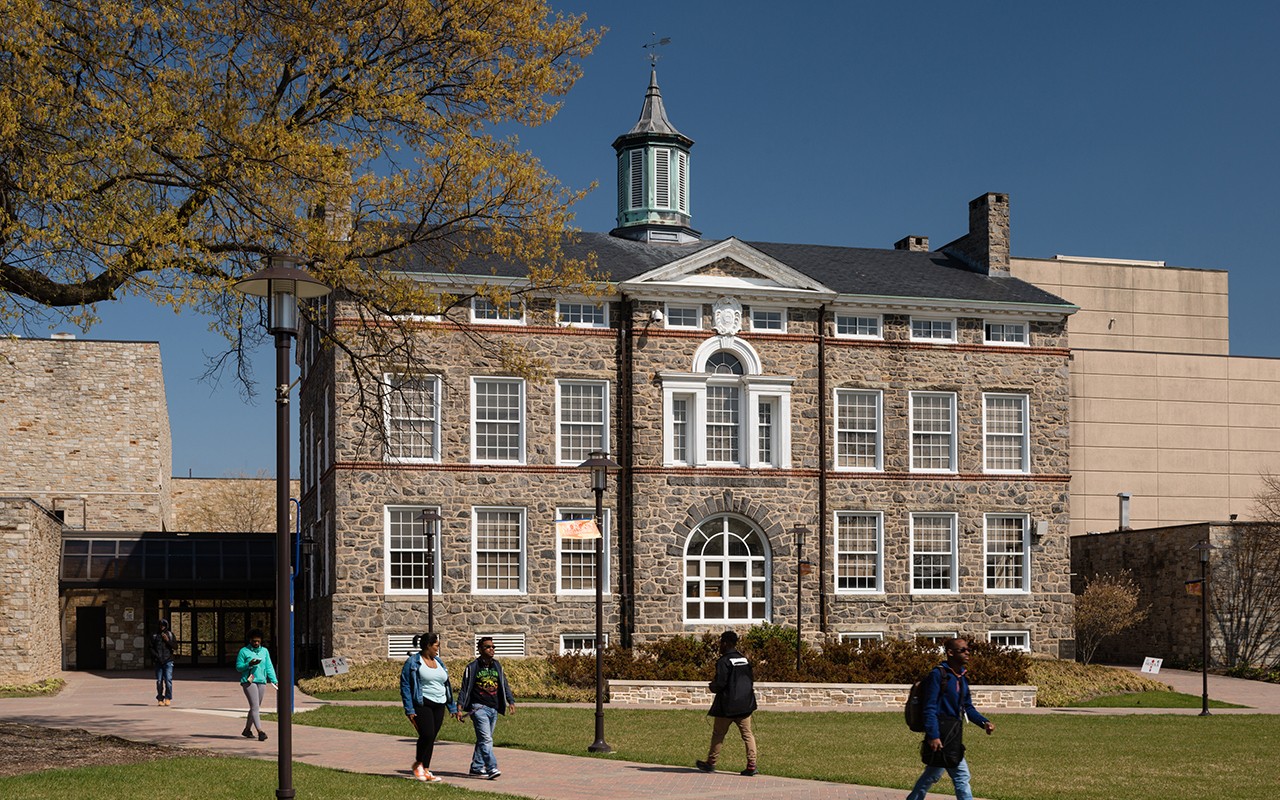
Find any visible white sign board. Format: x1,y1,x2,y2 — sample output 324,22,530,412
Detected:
1140,656,1163,674
321,656,350,677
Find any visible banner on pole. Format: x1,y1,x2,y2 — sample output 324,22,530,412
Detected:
1185,578,1203,596
556,518,601,539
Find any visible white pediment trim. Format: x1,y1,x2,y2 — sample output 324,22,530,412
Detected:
618,238,836,301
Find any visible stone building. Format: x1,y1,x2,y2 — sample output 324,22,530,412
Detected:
298,71,1078,662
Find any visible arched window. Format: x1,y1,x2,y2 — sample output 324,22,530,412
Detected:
684,515,770,622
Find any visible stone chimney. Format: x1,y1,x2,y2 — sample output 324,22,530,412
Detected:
940,192,1010,277
894,235,929,252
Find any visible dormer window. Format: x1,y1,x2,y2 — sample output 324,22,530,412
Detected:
750,307,786,333
910,316,955,343
471,296,524,325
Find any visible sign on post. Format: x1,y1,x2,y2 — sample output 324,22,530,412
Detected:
1141,656,1163,674
321,656,350,677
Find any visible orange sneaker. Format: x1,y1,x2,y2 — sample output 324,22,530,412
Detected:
423,770,442,783
412,764,427,781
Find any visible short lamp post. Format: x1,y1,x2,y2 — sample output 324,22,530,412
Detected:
233,254,331,800
1193,539,1215,716
418,509,443,632
578,450,620,754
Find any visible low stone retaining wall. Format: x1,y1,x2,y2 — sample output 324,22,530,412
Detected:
608,680,1037,709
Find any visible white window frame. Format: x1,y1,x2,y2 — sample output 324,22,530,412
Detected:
383,373,441,464
910,316,956,343
560,632,610,655
555,507,611,596
471,295,525,325
984,320,1029,346
557,299,609,328
837,631,885,647
683,514,771,624
664,303,702,330
555,380,610,465
470,377,525,464
749,306,787,333
384,505,442,596
988,630,1032,652
756,397,778,467
834,312,884,340
833,511,883,594
983,393,1030,474
471,506,526,595
670,392,695,465
834,388,882,471
910,512,958,594
909,392,957,473
984,513,1031,594
918,631,959,649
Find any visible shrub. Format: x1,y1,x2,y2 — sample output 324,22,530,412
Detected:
1074,570,1149,665
1028,657,1170,706
0,677,64,698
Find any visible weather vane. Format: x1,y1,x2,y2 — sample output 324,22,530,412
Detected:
642,33,670,67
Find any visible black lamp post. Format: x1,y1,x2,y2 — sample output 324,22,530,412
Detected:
1192,539,1215,716
418,509,443,632
578,450,619,754
792,524,811,674
233,254,330,800
300,533,317,673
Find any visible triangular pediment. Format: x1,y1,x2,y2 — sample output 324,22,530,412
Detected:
618,238,835,298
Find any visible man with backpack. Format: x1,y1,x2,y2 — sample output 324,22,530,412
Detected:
695,630,759,776
906,637,995,800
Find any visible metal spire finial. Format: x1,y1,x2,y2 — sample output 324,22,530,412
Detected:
642,33,670,67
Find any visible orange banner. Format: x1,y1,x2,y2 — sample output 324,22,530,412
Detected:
556,519,601,539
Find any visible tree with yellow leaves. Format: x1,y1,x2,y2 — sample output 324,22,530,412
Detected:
0,0,602,408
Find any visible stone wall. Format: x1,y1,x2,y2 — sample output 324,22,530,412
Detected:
60,589,149,670
608,679,1036,709
0,337,172,532
0,500,62,684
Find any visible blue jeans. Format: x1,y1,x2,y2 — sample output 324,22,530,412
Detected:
906,757,972,800
469,705,499,773
154,660,174,701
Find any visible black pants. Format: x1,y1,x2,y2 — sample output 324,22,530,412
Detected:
413,699,447,768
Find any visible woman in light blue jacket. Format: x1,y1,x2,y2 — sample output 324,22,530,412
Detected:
399,632,457,782
235,629,278,741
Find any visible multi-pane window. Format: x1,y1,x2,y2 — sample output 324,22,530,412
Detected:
985,514,1029,592
835,389,881,470
985,321,1028,345
838,632,884,648
911,317,955,342
750,308,785,332
557,381,608,464
384,374,439,462
473,508,524,593
757,400,775,466
672,395,692,464
988,631,1031,651
665,304,701,329
385,506,441,594
835,512,882,592
560,633,608,655
984,394,1029,473
557,301,607,327
684,515,769,622
472,378,524,463
910,392,957,471
471,296,524,324
706,385,741,463
911,513,957,593
835,313,882,338
556,508,609,594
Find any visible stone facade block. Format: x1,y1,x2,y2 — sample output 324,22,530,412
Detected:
608,679,1036,709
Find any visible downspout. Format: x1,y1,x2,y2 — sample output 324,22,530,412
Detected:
817,304,828,632
618,294,635,647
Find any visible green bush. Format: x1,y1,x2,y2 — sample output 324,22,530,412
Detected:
1027,657,1171,706
0,677,64,698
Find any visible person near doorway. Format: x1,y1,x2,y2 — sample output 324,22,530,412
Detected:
235,629,277,741
905,637,996,800
150,618,177,706
399,632,457,782
456,636,517,779
695,630,759,776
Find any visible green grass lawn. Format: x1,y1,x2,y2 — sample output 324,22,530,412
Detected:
1071,690,1242,708
293,704,1280,800
0,755,524,800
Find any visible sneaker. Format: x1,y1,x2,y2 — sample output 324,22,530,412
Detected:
258,731,268,742
468,769,487,777
241,728,254,739
423,770,442,783
695,760,715,773
740,763,758,777
157,700,165,706
412,764,428,781
487,769,501,780
163,699,171,706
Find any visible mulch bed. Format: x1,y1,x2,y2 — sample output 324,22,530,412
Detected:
0,721,217,777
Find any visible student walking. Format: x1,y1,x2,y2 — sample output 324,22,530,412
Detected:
235,629,278,741
399,632,457,782
457,636,517,779
151,618,177,706
906,637,996,800
695,630,759,776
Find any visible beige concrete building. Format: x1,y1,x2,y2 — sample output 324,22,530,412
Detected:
1011,256,1280,535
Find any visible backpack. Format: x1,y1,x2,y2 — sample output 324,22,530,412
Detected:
904,669,932,732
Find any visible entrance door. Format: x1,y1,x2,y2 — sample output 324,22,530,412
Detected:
76,606,107,670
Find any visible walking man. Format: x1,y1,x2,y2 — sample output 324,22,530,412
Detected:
906,637,995,800
696,630,759,776
456,636,516,779
151,618,177,706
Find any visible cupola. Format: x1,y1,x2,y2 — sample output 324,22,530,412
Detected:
610,70,699,243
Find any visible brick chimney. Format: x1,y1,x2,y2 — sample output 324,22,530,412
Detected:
893,235,930,252
941,192,1010,277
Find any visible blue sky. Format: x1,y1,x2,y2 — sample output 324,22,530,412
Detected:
82,1,1280,478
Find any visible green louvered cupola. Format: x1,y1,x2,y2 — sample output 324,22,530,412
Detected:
610,69,699,243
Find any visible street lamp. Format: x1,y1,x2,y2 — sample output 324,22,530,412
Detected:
418,509,443,632
578,450,620,754
1192,539,1216,716
792,524,811,674
233,254,331,800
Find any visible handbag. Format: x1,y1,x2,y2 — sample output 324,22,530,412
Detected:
920,715,966,768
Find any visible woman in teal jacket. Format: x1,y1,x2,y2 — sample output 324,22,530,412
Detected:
235,629,278,741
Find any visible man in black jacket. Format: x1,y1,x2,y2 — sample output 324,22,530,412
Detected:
150,618,177,706
456,637,516,779
695,630,759,776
